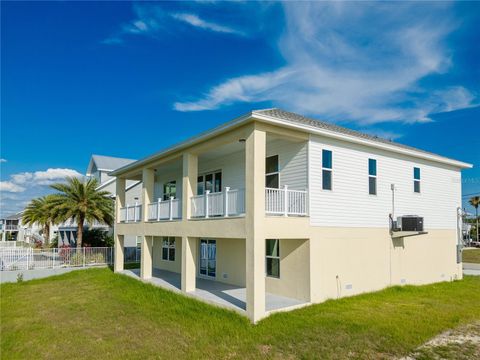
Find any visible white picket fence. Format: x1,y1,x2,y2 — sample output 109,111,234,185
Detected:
147,197,182,221
0,247,114,271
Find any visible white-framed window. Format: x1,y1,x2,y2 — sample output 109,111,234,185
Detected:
197,171,222,195
413,167,421,193
162,237,176,261
266,239,280,278
368,158,377,195
266,155,279,188
322,149,332,190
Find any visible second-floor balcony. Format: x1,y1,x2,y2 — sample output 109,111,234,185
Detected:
119,203,142,223
191,188,245,219
147,198,182,221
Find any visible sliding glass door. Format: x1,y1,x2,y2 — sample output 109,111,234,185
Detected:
199,239,216,278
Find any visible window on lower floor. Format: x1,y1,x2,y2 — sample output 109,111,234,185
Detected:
162,237,176,261
266,239,280,278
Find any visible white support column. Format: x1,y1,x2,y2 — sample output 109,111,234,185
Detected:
181,236,196,292
140,235,153,279
115,178,126,223
182,153,198,221
224,187,230,217
245,124,266,323
205,190,210,218
114,234,124,272
142,168,155,222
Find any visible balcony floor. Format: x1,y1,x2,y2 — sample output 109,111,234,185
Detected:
120,268,307,315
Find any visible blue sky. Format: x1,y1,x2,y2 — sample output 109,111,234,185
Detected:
1,1,479,216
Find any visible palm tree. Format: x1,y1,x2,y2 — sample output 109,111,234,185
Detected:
469,196,480,242
50,177,114,248
22,195,57,244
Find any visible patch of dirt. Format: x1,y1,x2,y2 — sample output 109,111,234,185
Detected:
400,322,480,360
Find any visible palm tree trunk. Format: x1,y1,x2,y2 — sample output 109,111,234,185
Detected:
45,223,50,245
77,219,83,248
476,207,479,243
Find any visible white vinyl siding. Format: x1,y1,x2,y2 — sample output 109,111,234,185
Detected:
266,139,308,190
309,135,461,229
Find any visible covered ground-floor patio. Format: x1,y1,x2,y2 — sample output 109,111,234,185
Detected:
120,268,308,314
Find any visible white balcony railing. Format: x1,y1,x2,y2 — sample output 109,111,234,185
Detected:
191,188,245,218
4,225,20,231
265,186,308,216
119,203,142,223
147,197,182,221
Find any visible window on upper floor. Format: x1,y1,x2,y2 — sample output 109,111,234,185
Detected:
368,158,377,195
163,181,177,201
162,237,176,261
266,239,280,278
414,167,421,193
197,172,222,195
266,155,279,189
322,150,332,190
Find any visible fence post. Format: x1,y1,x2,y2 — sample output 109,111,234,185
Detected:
83,247,86,267
283,185,288,217
134,202,138,222
52,248,55,269
224,187,230,217
126,204,129,222
169,196,174,221
26,248,30,270
205,190,210,218
157,198,161,221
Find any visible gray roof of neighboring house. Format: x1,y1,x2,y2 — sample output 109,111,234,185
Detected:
87,155,136,175
254,108,439,158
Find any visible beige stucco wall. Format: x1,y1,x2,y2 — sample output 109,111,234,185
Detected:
308,227,461,303
265,239,310,301
214,238,246,287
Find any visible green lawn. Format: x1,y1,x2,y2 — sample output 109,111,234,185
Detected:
463,248,480,263
1,269,479,359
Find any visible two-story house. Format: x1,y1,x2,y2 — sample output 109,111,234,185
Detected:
58,155,142,247
111,109,471,323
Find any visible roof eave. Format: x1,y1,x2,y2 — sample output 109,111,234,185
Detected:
252,113,473,169
109,111,255,177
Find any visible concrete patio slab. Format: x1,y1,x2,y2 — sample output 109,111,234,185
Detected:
120,268,307,314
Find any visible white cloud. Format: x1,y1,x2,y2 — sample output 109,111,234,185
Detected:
0,168,83,193
0,159,6,163
174,2,477,125
103,4,245,44
171,13,245,36
0,168,83,217
0,181,25,193
33,168,83,185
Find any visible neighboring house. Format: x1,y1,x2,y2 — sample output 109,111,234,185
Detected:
0,212,53,243
57,155,142,247
111,108,472,323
